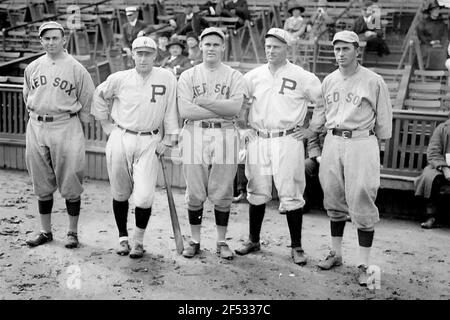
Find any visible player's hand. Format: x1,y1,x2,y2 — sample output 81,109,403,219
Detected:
240,129,257,144
155,142,168,157
291,127,314,141
316,156,322,164
443,167,450,181
137,30,145,37
194,96,212,107
123,47,132,56
102,122,116,136
169,19,177,28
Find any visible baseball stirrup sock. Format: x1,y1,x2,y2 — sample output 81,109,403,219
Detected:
38,199,53,215
286,209,303,248
214,209,230,227
188,209,203,225
135,207,152,229
113,199,129,237
357,229,374,248
66,199,81,216
330,220,346,237
249,204,266,243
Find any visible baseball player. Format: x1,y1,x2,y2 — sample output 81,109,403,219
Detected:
91,36,179,259
177,27,245,260
23,21,95,249
234,28,323,266
308,30,392,285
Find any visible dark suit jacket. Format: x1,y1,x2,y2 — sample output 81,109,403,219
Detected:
122,20,148,49
161,55,192,76
175,13,209,35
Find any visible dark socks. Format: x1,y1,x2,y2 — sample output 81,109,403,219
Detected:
249,204,266,243
188,209,203,225
286,208,303,248
330,220,346,237
113,199,129,237
357,229,374,247
135,207,152,229
214,209,230,227
66,199,80,216
38,199,53,215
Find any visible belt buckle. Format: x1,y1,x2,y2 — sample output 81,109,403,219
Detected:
342,130,352,139
39,115,53,122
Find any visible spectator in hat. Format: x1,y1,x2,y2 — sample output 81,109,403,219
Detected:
353,1,390,57
217,0,251,28
185,31,203,66
416,0,449,69
161,41,192,77
305,0,334,41
169,4,209,38
122,7,149,57
283,1,307,44
154,31,171,67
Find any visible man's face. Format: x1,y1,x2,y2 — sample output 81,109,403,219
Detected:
126,11,138,22
169,44,183,56
200,34,224,64
158,36,168,47
184,5,193,15
265,36,287,66
40,29,65,55
430,7,440,19
186,37,198,48
132,49,155,73
333,41,359,68
292,8,301,17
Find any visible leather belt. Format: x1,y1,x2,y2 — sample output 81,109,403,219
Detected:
200,121,222,128
30,112,77,122
331,128,374,139
117,124,159,136
255,127,297,138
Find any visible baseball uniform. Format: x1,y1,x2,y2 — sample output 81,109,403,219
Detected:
92,36,179,258
24,21,95,249
177,27,245,259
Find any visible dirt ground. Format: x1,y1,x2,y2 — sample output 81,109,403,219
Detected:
0,168,449,300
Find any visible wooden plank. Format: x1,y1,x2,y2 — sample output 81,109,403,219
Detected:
408,119,418,171
391,118,401,169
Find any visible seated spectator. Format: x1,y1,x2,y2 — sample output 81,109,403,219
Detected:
200,0,219,16
305,0,334,41
283,2,307,44
416,0,449,70
353,1,390,57
185,32,203,66
161,41,192,77
414,118,450,229
169,4,209,38
154,31,171,67
121,7,148,57
217,0,251,28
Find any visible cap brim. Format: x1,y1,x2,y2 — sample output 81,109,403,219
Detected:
265,34,287,44
200,31,224,40
332,39,359,46
133,47,156,52
39,27,64,37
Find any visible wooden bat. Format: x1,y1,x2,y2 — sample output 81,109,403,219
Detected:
159,156,184,254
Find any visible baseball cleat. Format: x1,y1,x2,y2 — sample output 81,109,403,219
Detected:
116,240,131,256
65,231,79,249
357,264,369,286
234,240,261,255
317,250,343,270
421,217,437,229
217,242,234,260
291,247,307,266
182,241,200,258
129,243,144,259
26,231,53,247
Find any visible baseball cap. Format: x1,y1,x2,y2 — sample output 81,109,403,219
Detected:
332,30,360,46
38,21,64,37
265,28,289,44
132,36,157,51
199,27,225,40
125,6,138,15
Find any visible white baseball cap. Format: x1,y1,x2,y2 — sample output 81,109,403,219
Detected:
332,30,360,46
265,28,289,44
200,27,226,40
125,6,138,15
132,36,157,51
39,21,64,37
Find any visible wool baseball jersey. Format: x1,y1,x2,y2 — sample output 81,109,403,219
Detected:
23,52,95,122
91,67,179,134
309,64,392,140
244,60,322,131
177,62,245,122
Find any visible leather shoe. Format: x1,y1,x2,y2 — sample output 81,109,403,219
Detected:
65,231,79,249
129,243,144,259
421,217,437,229
217,242,234,260
235,240,260,255
291,247,307,265
357,264,369,286
26,231,53,247
182,241,200,258
317,250,343,270
116,240,131,256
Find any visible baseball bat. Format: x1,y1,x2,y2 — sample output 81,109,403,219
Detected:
159,156,184,254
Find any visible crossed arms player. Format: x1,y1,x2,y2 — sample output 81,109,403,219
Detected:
92,36,179,258
177,27,245,260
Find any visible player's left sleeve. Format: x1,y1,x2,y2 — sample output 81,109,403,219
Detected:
227,70,246,116
23,66,31,105
306,74,326,133
76,66,96,123
163,72,180,136
374,77,393,140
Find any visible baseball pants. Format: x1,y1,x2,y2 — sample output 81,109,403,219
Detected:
246,134,306,212
180,122,239,212
105,128,160,209
25,116,85,201
319,133,380,229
